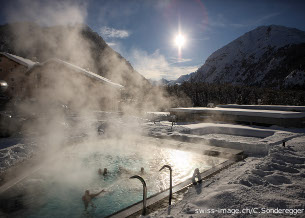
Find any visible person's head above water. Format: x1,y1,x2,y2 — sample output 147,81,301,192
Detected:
140,167,144,174
85,190,90,195
103,168,107,175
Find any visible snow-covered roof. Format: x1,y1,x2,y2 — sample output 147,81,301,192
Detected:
42,58,124,89
0,52,123,89
0,52,38,68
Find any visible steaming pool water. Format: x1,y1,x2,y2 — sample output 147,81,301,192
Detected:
0,137,227,217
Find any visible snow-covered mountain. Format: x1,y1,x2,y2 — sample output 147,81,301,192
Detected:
149,78,170,86
168,72,196,85
190,25,305,88
151,74,195,86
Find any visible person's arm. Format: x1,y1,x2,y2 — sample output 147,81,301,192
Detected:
82,196,88,210
90,189,106,198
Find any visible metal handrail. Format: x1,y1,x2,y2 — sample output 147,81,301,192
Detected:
159,165,172,205
130,175,147,215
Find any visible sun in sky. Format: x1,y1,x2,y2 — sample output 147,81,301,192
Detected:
174,33,186,59
175,34,185,48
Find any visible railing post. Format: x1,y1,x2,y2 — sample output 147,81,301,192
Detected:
171,115,176,131
159,165,172,205
130,175,147,215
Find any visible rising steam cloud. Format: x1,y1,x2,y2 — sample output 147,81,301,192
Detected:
0,3,205,216
3,0,191,153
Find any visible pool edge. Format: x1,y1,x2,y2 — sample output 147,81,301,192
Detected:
108,156,243,218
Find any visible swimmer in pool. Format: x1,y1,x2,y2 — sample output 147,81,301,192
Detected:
103,168,108,176
140,167,145,175
82,189,105,210
98,168,108,176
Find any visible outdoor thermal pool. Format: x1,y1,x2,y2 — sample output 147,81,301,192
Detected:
0,137,227,217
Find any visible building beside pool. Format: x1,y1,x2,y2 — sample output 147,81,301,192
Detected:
0,52,37,99
0,52,123,111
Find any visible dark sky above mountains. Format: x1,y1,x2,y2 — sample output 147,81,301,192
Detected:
0,0,304,80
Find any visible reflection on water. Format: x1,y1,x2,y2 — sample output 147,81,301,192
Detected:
1,138,227,218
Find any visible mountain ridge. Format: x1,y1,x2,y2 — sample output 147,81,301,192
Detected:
172,25,305,88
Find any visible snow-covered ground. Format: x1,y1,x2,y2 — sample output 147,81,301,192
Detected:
148,135,305,217
0,116,304,217
146,121,303,156
217,104,305,112
143,120,305,217
170,107,305,119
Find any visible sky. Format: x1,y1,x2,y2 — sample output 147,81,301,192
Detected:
1,0,305,81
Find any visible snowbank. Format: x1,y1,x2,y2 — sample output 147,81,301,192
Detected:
170,107,305,119
217,104,305,112
181,123,275,138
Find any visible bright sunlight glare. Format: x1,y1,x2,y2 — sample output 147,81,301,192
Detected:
175,34,185,48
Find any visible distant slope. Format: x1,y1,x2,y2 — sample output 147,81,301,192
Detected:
0,22,149,92
169,72,196,85
149,78,170,86
189,25,305,88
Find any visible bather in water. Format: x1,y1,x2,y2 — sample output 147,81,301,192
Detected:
98,168,108,176
82,189,106,210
